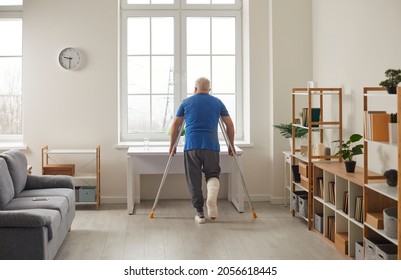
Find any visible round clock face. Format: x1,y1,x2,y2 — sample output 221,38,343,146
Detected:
58,47,81,70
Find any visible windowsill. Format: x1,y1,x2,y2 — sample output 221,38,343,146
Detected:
0,143,28,151
114,141,254,149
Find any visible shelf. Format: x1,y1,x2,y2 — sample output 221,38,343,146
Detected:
364,222,398,245
291,86,343,232
41,145,101,209
363,86,400,259
365,183,398,201
44,149,97,154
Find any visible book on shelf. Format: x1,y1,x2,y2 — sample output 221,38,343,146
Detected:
326,216,335,242
301,107,321,127
363,111,389,141
315,177,323,198
342,191,349,214
328,181,335,205
354,195,363,223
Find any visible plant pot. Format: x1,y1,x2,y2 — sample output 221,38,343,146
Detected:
344,161,356,173
386,86,397,94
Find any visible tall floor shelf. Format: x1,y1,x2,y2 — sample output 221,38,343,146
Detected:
41,146,101,209
363,87,400,259
291,87,343,230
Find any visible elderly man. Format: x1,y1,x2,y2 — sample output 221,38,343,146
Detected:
169,77,235,224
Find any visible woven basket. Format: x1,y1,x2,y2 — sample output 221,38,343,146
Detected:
383,207,398,239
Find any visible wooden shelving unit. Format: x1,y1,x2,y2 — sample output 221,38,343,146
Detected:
41,145,101,209
362,86,400,260
291,87,343,230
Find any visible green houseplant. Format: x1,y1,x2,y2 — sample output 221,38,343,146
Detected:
332,133,364,173
274,123,308,152
379,69,401,94
273,123,308,139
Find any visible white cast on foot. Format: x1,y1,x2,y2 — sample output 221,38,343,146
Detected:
206,177,220,220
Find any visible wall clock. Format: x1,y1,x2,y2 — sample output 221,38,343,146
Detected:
58,47,81,70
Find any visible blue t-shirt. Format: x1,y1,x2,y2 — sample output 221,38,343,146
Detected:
176,94,229,152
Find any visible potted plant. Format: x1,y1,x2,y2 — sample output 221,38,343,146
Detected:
273,123,308,139
379,69,401,94
332,133,364,173
273,122,308,152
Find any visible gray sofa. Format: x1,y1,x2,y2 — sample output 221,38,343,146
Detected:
0,149,75,260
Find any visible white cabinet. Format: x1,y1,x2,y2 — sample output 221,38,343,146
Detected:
41,146,100,209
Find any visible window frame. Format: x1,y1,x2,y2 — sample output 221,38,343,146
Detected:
120,0,243,143
0,8,23,146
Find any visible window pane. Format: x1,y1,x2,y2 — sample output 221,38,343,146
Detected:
127,56,150,94
0,0,22,5
0,20,22,56
151,17,174,55
186,0,235,3
152,0,174,3
152,56,174,93
128,95,150,133
187,17,210,55
212,0,235,4
215,94,236,127
186,0,210,3
152,95,174,133
127,18,150,55
186,56,210,93
212,17,235,55
127,0,149,4
0,57,22,135
212,56,235,93
127,0,174,3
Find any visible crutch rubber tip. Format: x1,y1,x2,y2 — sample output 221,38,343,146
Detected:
149,213,154,219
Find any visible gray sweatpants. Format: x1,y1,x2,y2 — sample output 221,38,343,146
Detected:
184,150,221,214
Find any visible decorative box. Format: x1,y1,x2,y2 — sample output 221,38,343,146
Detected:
43,164,75,176
79,186,96,202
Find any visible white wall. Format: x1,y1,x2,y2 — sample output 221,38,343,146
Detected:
21,0,280,204
23,0,127,202
270,0,312,202
312,0,401,174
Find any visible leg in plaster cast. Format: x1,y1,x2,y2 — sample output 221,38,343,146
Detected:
206,177,220,220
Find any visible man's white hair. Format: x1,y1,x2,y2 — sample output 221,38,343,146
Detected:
195,77,211,91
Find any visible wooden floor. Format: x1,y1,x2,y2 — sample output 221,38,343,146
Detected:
56,200,347,260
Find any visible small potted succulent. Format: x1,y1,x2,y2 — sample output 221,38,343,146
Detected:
379,69,401,94
332,134,364,173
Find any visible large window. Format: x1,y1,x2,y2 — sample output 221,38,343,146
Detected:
120,0,242,142
0,15,22,144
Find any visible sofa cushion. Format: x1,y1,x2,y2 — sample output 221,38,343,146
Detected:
0,158,15,209
3,196,69,221
18,188,75,212
0,149,28,197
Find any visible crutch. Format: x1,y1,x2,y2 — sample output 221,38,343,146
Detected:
149,121,184,219
219,117,257,219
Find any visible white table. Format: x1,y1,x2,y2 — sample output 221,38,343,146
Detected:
126,146,244,215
